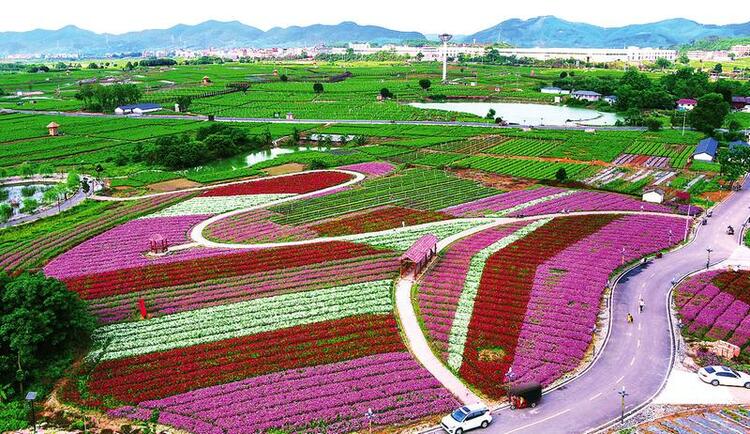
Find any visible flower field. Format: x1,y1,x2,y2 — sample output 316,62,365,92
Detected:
311,206,452,237
0,192,191,274
417,214,685,397
505,190,680,216
675,270,750,351
338,161,395,177
199,171,354,196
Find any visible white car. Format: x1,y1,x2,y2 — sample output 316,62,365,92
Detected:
698,365,750,388
441,403,492,434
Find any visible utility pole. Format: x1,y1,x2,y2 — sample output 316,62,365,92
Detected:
682,110,687,136
618,386,629,425
706,247,713,269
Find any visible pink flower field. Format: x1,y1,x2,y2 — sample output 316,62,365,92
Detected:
675,270,750,349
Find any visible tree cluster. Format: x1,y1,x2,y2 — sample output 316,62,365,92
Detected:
138,58,177,67
138,124,270,170
74,83,142,113
0,273,96,398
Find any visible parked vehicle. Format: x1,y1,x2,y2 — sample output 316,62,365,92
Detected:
706,210,713,218
702,218,708,226
698,366,750,388
509,382,543,409
441,403,492,434
727,226,735,235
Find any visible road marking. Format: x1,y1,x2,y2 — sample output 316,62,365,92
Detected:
630,356,636,366
589,392,602,401
504,409,572,434
616,375,624,384
638,323,642,331
637,339,641,348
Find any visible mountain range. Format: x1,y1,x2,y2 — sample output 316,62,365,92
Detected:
2,16,750,56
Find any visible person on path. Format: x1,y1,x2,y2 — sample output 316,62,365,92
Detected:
639,296,645,313
627,313,634,323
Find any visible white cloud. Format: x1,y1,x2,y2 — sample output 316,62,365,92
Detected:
1,0,748,35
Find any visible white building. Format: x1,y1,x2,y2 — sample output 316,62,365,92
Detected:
642,189,665,204
114,103,162,115
677,99,698,111
571,90,602,102
492,46,677,63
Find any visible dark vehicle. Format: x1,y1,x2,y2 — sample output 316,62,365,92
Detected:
727,226,735,235
702,218,708,226
508,382,542,409
707,210,713,218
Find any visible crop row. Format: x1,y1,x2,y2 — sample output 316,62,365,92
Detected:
62,241,387,300
456,156,593,180
270,169,498,225
88,252,398,323
90,279,393,361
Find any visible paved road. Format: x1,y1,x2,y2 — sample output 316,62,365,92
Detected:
454,177,750,434
2,108,650,131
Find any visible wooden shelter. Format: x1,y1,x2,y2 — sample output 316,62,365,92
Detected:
400,234,438,277
148,234,168,254
47,122,59,136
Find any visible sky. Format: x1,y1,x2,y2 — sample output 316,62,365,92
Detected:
1,0,749,34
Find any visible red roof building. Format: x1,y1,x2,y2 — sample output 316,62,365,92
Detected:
400,234,438,277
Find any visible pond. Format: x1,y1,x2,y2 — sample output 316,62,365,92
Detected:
0,183,50,215
192,146,333,172
409,102,621,126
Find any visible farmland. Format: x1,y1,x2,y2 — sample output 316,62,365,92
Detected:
0,58,740,434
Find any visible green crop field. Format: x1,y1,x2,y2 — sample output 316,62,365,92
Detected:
270,169,497,225
455,155,595,180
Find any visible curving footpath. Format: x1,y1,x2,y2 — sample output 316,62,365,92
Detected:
418,177,750,434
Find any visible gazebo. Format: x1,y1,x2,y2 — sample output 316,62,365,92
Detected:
399,234,438,277
148,234,168,255
46,122,59,136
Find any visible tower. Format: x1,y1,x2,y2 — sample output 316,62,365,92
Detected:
438,33,453,82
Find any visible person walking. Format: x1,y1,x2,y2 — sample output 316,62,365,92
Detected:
627,313,634,323
639,296,645,313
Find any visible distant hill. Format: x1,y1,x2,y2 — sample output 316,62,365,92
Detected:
0,21,426,55
462,16,750,48
3,16,750,56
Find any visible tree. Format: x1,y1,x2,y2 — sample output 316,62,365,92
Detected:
418,79,431,91
125,61,134,70
654,58,672,69
644,117,663,131
313,83,324,94
559,71,568,79
279,74,288,82
678,53,690,65
379,88,393,99
87,62,99,69
485,108,496,120
689,93,730,135
176,95,192,112
717,146,750,185
0,204,11,223
0,273,96,395
713,63,723,74
66,172,80,191
555,168,568,182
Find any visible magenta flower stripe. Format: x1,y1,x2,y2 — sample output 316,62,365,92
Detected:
112,352,458,434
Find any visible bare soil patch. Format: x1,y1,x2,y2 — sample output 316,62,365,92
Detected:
263,163,306,176
148,178,202,192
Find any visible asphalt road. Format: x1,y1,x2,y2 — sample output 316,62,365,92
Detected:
440,177,750,434
2,108,650,131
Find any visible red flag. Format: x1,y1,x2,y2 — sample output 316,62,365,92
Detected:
138,298,147,319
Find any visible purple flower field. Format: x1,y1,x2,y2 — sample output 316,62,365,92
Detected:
440,187,566,217
507,190,676,217
510,214,685,385
338,162,395,177
44,216,234,279
675,270,750,348
114,352,458,434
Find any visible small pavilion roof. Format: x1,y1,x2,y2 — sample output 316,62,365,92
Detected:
46,122,59,128
400,234,438,263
